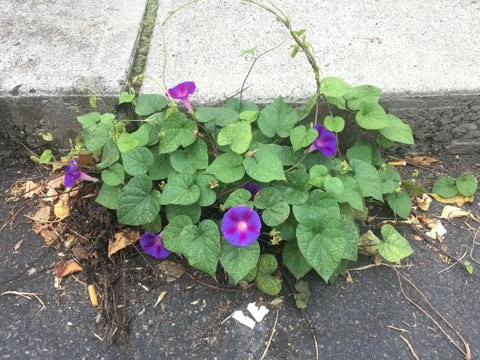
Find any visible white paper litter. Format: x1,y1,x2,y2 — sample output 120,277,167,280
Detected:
247,302,269,323
232,310,256,329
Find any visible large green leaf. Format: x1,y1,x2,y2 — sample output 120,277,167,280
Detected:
117,175,162,226
290,125,318,152
273,166,311,205
160,173,201,205
217,121,252,154
122,146,154,176
337,175,364,211
379,114,414,144
220,238,260,285
162,215,193,253
319,77,352,97
387,191,412,218
340,214,359,261
117,133,139,153
193,172,217,207
165,205,201,223
356,102,389,130
170,139,208,174
243,148,286,182
158,112,197,153
135,94,167,116
222,98,259,115
282,241,312,280
379,224,413,262
344,85,381,111
81,114,114,152
456,175,478,197
432,176,458,198
148,150,174,180
297,93,320,121
97,138,120,169
196,107,239,126
258,96,299,138
206,152,245,183
96,184,122,210
297,216,346,282
254,187,290,226
292,190,339,223
350,159,383,201
181,220,220,277
224,189,253,209
101,162,125,186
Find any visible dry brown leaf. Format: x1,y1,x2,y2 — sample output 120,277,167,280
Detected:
54,200,70,219
46,176,64,190
157,260,185,283
43,188,58,203
439,205,479,221
30,206,52,223
78,153,94,166
14,240,23,251
55,260,83,278
40,228,58,245
71,246,88,260
405,155,441,167
108,228,141,258
416,194,432,211
430,193,474,206
23,181,44,198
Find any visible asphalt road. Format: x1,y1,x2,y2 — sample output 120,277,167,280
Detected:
0,152,478,360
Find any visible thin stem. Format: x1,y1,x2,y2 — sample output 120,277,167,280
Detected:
240,36,289,103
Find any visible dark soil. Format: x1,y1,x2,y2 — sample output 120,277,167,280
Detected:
1,150,479,359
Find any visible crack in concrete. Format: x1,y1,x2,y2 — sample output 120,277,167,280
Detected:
125,0,159,92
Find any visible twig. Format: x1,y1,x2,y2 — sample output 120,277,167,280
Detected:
400,335,419,360
411,224,480,278
260,308,279,360
301,309,319,360
391,266,471,359
469,225,480,265
2,291,45,311
438,245,467,274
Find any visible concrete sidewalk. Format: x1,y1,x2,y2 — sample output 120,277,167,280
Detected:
1,0,479,155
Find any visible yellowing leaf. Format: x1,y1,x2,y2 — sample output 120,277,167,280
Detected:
54,200,70,219
108,228,141,258
55,260,83,278
439,205,479,221
430,193,474,207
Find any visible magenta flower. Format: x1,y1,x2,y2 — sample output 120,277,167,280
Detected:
140,231,170,258
308,125,336,156
167,81,196,111
242,183,260,201
221,206,261,247
64,159,95,188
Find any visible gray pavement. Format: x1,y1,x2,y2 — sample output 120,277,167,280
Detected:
1,0,480,154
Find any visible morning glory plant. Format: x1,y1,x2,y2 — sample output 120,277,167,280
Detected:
51,3,417,295
221,206,262,247
64,159,96,188
140,231,170,258
166,81,196,111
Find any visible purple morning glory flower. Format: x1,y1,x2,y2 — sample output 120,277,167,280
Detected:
167,81,196,111
140,231,170,258
64,159,95,188
308,125,336,157
221,206,261,247
242,183,260,201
